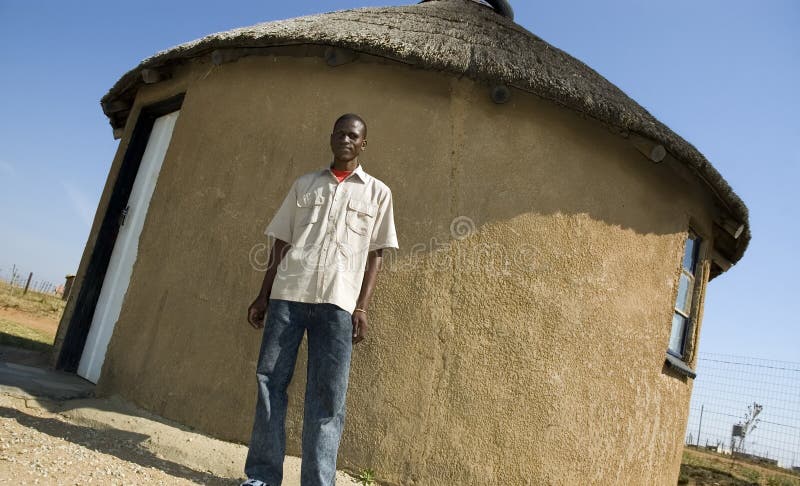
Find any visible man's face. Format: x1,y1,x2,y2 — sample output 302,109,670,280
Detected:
330,119,367,162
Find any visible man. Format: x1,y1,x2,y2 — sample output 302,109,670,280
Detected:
242,114,398,486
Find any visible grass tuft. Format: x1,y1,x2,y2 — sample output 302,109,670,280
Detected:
682,447,800,486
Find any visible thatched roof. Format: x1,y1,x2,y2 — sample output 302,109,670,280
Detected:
101,0,749,268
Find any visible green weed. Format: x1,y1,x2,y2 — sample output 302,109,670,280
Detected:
357,468,376,486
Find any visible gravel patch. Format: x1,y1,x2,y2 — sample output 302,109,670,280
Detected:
0,393,361,485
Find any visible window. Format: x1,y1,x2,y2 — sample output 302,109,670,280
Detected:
668,232,701,358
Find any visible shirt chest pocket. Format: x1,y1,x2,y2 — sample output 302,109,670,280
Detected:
296,191,326,226
345,199,378,236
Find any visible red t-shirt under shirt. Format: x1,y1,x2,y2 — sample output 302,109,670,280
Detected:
330,168,353,183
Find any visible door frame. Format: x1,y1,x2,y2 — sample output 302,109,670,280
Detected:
56,93,184,372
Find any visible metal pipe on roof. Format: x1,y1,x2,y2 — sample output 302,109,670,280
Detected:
485,0,514,20
419,0,514,20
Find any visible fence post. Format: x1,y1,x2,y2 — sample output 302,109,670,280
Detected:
696,404,704,448
23,272,33,295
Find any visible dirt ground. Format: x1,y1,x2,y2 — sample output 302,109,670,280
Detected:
0,290,364,486
0,379,361,485
0,393,231,485
0,307,58,338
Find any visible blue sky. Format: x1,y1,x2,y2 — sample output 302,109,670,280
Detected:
0,1,797,362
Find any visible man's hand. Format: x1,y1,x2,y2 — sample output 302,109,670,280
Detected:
351,249,383,344
352,311,368,344
246,239,289,330
248,296,269,329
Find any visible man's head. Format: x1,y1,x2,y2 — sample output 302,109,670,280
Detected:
330,114,367,164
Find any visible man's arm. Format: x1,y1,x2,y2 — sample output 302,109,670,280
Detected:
351,248,384,344
247,239,291,329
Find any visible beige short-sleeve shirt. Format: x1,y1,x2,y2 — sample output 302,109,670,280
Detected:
264,164,399,313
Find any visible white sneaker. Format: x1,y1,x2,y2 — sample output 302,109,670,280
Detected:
240,480,267,486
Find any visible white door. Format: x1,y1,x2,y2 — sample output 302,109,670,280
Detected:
77,110,180,383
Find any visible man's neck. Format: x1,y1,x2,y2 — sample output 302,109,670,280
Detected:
331,158,359,172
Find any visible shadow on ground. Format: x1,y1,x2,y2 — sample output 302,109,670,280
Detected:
0,405,234,485
0,335,51,356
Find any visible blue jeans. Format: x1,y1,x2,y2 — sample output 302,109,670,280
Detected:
245,299,354,486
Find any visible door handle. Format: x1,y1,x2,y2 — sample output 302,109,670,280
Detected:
120,205,130,227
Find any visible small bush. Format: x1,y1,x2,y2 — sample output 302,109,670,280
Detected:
357,468,376,486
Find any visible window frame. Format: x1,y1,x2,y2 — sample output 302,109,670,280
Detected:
665,228,709,378
668,231,700,359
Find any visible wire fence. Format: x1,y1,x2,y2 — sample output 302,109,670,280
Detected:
685,352,800,471
0,265,63,296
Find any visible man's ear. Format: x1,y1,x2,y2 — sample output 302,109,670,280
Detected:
362,139,368,150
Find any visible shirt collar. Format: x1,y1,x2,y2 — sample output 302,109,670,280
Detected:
327,163,368,183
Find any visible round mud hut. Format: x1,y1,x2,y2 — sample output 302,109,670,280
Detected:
54,0,750,484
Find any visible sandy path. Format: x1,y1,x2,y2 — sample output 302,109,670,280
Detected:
0,308,59,337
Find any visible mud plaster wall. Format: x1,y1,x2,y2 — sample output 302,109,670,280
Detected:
77,55,716,485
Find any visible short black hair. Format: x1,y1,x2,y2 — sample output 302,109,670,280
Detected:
333,113,367,137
